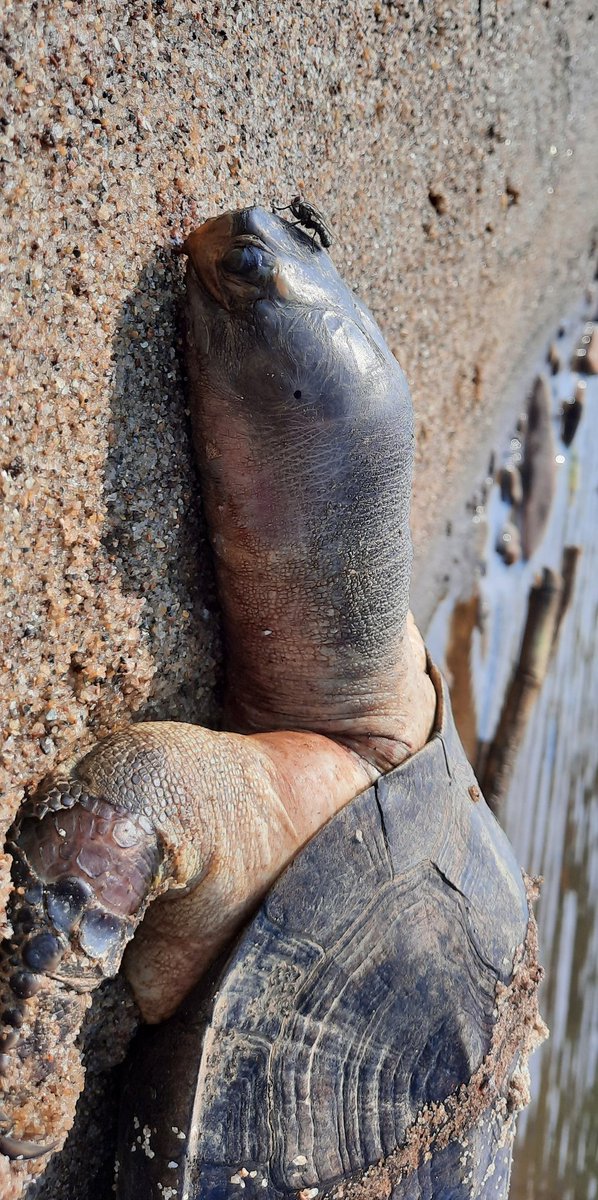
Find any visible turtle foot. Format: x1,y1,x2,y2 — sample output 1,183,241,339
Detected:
0,775,162,1174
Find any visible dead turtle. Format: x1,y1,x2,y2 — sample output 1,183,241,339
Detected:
0,207,544,1199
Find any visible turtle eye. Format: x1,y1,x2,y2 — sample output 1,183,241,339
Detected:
221,244,267,281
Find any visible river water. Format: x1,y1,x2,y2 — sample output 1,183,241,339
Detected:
426,316,598,1198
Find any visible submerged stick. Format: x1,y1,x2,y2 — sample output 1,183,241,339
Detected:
479,567,562,807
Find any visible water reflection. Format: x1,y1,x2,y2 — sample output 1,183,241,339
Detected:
426,320,598,1198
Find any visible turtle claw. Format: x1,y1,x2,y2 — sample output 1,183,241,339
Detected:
0,1129,58,1161
0,1105,57,1162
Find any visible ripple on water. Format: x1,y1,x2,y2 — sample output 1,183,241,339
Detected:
426,312,598,1200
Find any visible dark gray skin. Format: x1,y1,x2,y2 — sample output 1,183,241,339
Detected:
0,206,435,1188
185,206,434,768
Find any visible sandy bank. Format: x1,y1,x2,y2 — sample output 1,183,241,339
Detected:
1,2,598,1194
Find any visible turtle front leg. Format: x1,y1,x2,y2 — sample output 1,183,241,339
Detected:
0,729,176,1175
0,720,373,1181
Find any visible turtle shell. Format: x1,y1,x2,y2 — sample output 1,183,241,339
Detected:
116,670,530,1200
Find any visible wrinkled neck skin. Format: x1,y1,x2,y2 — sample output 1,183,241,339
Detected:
185,208,435,771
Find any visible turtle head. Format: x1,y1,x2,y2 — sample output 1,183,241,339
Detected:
183,205,427,766
184,205,408,429
184,204,335,313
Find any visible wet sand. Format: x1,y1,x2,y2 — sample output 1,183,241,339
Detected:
427,311,598,1198
504,380,598,1200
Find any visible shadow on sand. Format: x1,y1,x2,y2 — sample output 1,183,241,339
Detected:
101,251,222,727
28,252,223,1200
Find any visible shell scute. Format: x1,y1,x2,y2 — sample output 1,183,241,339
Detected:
264,794,392,945
211,919,324,1045
390,1104,514,1198
375,734,527,982
200,1033,272,1168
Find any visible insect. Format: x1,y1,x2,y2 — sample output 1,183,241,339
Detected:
272,194,333,248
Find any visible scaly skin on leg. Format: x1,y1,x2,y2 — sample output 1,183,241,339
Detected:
0,207,436,1186
0,720,378,1175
